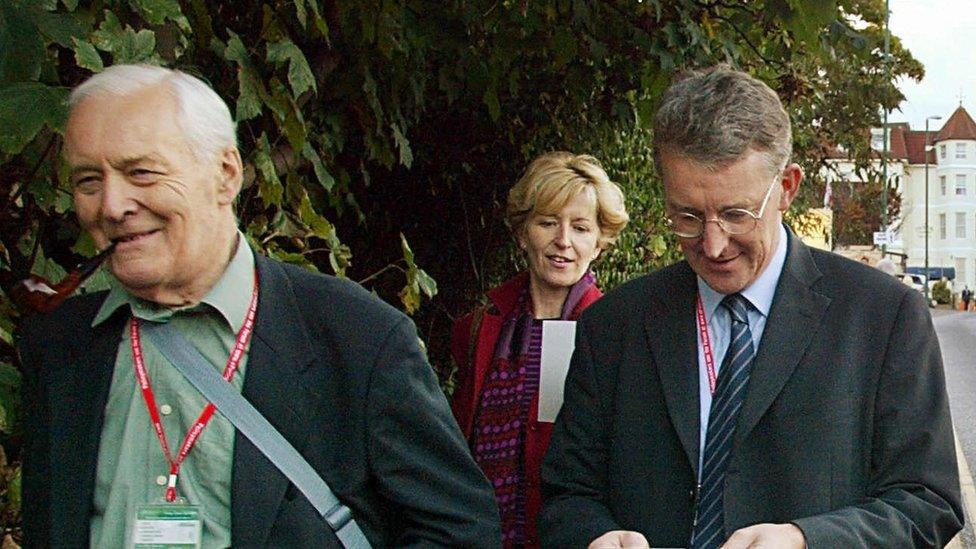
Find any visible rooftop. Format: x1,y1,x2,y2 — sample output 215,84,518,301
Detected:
934,106,976,142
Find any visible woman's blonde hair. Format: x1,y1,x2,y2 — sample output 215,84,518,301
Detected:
506,151,629,249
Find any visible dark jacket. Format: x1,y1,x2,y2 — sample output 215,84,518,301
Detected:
21,253,502,548
540,232,963,548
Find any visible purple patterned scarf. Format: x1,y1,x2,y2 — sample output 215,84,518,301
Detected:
471,271,596,547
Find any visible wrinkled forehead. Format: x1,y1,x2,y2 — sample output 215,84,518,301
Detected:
64,87,190,163
661,150,779,211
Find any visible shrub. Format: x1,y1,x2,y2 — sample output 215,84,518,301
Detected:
932,280,952,304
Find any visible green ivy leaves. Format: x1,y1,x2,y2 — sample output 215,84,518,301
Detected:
91,11,159,64
399,234,437,314
266,39,316,98
0,3,49,83
0,83,69,154
0,363,20,435
72,37,104,72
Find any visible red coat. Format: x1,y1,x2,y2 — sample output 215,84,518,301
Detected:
450,272,603,548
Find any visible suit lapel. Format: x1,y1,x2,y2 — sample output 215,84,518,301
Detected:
52,301,120,544
735,234,831,447
231,256,316,547
646,263,701,471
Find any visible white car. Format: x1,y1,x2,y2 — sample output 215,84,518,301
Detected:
895,273,926,294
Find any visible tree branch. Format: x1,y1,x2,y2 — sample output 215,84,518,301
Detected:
712,13,787,70
357,262,405,285
10,135,58,206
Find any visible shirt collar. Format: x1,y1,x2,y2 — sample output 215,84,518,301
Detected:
697,223,788,321
91,232,255,331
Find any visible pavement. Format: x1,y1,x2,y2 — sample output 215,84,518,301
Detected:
948,430,976,548
933,309,976,548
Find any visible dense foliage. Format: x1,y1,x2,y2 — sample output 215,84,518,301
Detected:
0,0,921,536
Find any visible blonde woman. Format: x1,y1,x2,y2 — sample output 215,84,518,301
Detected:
451,152,628,548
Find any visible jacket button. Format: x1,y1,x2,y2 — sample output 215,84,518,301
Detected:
529,423,539,432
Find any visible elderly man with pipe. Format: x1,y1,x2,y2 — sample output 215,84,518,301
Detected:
18,64,500,548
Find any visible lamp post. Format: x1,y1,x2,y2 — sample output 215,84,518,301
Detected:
881,0,890,249
924,115,943,301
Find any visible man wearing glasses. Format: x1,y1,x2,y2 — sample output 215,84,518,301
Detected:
539,66,963,548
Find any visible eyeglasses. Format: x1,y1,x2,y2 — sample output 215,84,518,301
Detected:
666,176,779,238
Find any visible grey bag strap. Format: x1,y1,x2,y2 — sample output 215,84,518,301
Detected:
141,321,372,549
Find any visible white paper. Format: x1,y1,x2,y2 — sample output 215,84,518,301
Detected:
538,320,577,423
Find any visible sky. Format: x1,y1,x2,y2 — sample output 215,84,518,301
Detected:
887,0,976,130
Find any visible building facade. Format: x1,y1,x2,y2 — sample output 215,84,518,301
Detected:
826,106,976,290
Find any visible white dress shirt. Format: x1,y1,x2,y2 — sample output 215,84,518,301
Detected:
694,224,788,476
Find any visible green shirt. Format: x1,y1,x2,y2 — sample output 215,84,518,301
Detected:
89,237,255,549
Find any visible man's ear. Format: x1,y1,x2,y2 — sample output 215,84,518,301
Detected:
778,163,804,211
216,147,244,206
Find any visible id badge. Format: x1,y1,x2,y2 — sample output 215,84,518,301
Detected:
132,503,202,549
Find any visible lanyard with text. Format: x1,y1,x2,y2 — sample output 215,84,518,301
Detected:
695,294,718,395
129,274,259,503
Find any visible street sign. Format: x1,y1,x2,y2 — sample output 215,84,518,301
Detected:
873,231,890,246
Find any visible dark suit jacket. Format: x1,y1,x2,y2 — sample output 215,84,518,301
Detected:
539,232,963,547
20,253,501,548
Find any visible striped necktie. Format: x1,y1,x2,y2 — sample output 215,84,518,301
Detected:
691,293,756,549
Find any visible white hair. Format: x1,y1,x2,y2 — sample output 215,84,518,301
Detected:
69,64,237,161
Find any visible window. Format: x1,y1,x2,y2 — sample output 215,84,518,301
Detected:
957,212,967,238
940,213,947,239
957,143,967,159
956,258,967,286
957,174,968,196
941,175,947,196
870,129,885,152
941,144,947,159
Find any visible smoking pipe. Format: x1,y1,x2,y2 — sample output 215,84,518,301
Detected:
11,244,115,314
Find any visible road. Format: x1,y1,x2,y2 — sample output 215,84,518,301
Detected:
933,309,976,548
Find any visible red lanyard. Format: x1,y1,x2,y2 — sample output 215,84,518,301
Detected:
129,274,259,502
695,295,718,395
